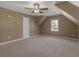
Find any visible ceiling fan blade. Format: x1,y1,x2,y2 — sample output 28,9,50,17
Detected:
25,8,33,10
31,11,34,13
31,11,43,14
39,11,43,14
40,8,48,10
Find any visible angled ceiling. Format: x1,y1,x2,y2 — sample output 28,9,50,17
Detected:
56,1,79,26
69,1,79,7
0,1,62,16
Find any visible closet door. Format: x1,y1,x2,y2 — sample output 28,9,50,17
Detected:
23,16,30,39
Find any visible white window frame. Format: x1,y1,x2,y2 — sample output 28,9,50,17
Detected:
51,19,59,32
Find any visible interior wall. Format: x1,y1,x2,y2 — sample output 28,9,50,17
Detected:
0,7,39,43
40,15,78,39
35,16,43,26
0,7,23,43
30,17,40,36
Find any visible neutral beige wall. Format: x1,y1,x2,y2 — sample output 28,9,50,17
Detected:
40,15,78,38
30,17,40,36
0,7,39,43
34,16,43,26
0,7,23,43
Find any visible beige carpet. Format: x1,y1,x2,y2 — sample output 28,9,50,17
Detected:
0,35,79,57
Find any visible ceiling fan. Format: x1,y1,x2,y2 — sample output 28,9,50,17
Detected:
25,3,48,14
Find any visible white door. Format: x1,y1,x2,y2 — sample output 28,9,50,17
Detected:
23,16,30,39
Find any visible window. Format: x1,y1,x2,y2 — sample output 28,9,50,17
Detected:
51,19,59,31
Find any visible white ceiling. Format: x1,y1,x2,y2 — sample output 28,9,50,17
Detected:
0,1,62,16
69,1,79,7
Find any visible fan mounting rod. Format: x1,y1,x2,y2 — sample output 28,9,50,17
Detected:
34,3,40,13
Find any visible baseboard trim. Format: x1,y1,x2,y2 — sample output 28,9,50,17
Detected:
0,34,77,46
40,34,78,40
29,34,40,38
0,34,39,46
0,38,23,46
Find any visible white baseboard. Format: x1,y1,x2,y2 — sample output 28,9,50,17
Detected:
0,34,77,46
29,34,40,38
0,38,23,46
40,34,78,40
0,34,39,46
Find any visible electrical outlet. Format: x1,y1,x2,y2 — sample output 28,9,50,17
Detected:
8,36,11,39
72,34,75,37
8,15,12,18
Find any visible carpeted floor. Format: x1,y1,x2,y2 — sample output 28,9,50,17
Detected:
0,35,79,57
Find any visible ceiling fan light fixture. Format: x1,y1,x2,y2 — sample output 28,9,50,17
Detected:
34,9,39,13
34,5,38,9
34,3,39,9
25,3,48,14
33,3,40,13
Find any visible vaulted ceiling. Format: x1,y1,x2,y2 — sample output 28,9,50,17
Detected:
0,1,79,26
0,1,62,16
56,1,79,26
